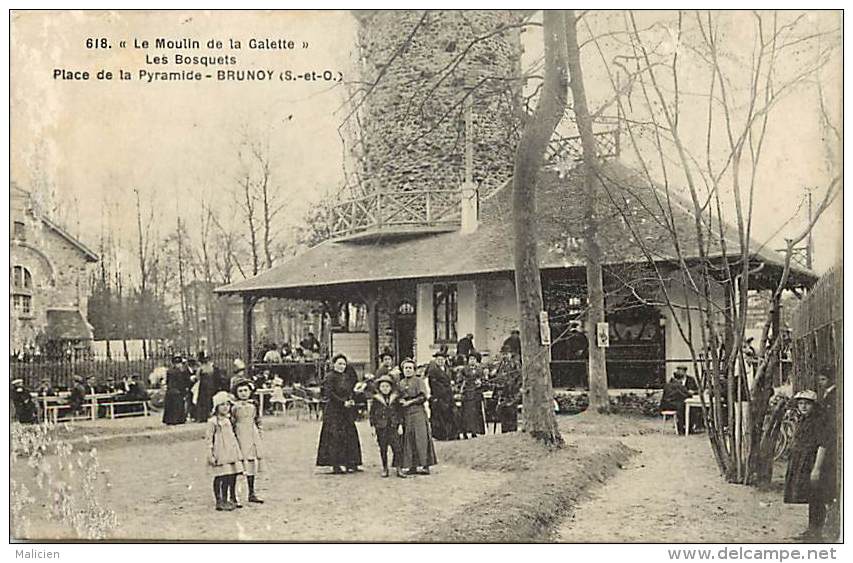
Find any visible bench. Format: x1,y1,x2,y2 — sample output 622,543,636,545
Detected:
104,400,150,419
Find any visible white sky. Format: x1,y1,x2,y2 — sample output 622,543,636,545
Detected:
10,10,842,278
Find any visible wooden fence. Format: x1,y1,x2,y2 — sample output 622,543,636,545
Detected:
790,264,842,392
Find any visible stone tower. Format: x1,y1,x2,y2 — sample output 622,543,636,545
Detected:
353,10,522,196
332,10,525,240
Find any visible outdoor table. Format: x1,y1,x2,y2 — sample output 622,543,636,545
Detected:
684,394,707,435
255,387,272,415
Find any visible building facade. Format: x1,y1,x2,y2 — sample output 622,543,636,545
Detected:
10,184,99,357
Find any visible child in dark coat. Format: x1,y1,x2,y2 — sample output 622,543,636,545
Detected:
784,390,825,540
369,375,406,478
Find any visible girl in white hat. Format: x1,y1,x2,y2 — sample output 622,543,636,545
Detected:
205,391,244,511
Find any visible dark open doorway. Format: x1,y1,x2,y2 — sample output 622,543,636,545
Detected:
395,315,416,361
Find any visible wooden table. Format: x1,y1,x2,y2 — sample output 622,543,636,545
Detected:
684,395,707,435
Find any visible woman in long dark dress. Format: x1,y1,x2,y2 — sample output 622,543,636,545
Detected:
398,358,437,475
163,355,190,425
460,352,486,438
316,354,363,474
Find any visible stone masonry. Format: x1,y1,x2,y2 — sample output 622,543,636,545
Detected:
352,10,523,199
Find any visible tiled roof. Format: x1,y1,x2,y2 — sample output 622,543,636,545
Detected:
216,160,815,295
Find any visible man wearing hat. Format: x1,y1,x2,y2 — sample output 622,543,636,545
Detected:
11,377,37,424
194,351,217,423
426,347,456,440
66,374,87,416
163,354,191,425
375,348,396,382
660,366,693,435
456,332,475,359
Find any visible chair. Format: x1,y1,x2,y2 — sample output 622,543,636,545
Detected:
660,410,678,433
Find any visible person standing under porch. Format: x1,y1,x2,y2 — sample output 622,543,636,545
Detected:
456,333,475,359
460,352,486,438
427,348,456,441
398,358,437,475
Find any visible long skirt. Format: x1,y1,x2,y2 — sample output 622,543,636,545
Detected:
316,406,362,468
162,389,187,425
429,398,457,441
784,448,818,504
461,397,486,434
401,405,437,468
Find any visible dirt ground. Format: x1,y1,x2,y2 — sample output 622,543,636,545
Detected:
13,413,816,543
556,417,808,543
15,417,509,541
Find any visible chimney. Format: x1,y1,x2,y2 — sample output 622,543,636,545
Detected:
460,181,479,235
460,88,478,234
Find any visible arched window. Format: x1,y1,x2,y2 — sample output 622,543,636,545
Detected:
12,266,32,289
11,266,33,316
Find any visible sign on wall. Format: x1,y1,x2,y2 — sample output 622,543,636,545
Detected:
539,311,551,346
596,322,610,348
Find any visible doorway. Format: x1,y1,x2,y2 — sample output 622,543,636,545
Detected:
395,315,416,361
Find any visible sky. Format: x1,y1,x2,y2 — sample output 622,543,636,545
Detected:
10,10,843,279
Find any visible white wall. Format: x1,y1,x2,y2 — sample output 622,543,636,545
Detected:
478,278,518,358
416,279,479,365
662,276,726,380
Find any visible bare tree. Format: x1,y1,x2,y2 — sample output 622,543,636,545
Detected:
565,10,610,413
582,9,840,482
511,10,567,445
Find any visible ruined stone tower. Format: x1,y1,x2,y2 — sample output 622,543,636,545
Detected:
332,10,525,240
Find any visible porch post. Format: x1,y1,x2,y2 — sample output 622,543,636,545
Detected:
242,295,256,368
366,293,379,371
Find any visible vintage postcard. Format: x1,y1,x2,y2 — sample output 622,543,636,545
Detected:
9,9,843,548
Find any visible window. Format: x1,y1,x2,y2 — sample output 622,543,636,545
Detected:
13,294,32,315
12,266,32,290
433,283,458,343
13,221,26,241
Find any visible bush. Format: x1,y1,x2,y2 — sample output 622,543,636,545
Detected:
553,390,661,417
11,422,117,539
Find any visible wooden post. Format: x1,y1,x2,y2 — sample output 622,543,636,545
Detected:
242,295,256,371
366,293,379,371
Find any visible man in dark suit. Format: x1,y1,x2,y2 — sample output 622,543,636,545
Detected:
660,367,693,435
456,333,475,358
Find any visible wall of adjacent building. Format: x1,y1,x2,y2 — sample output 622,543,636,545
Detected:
10,193,94,352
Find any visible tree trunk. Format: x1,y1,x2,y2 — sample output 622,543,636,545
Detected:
512,11,567,445
565,10,609,413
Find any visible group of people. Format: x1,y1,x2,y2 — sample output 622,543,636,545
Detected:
10,372,149,424
162,352,234,425
257,332,322,364
314,336,523,480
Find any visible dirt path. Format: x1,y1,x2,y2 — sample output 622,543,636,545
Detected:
556,427,806,543
15,418,509,542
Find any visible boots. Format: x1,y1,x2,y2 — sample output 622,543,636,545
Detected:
395,467,407,479
381,467,390,478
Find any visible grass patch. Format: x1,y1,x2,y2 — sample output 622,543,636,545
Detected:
424,414,649,542
436,431,567,472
